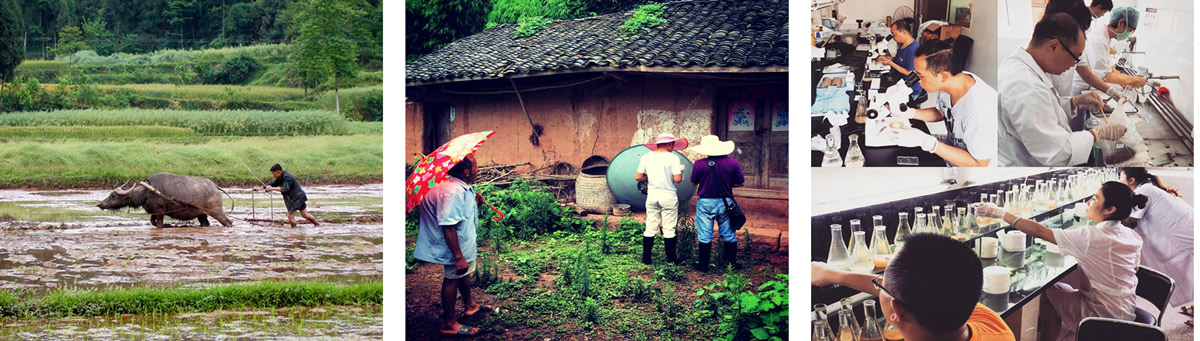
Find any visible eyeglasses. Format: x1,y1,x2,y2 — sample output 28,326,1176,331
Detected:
872,275,908,309
1057,38,1081,64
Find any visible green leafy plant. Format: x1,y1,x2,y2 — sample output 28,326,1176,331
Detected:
694,274,789,340
514,16,554,38
406,247,420,273
599,213,613,254
622,277,654,302
655,265,686,282
473,252,501,289
619,3,666,38
476,179,590,242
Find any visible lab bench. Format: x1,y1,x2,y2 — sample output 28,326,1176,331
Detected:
810,168,1109,338
1086,61,1194,167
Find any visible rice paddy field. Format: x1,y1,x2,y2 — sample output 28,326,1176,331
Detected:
2,42,383,338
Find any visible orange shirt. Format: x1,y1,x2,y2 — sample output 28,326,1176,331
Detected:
968,303,1016,341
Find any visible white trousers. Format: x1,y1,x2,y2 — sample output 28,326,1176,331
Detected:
644,192,679,238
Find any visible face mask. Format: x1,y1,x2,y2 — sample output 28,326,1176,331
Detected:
1110,26,1132,41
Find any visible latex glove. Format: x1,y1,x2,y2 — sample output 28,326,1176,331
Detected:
1105,86,1129,104
1090,123,1128,141
976,203,1007,219
888,127,937,152
1070,91,1103,112
811,135,829,151
825,111,849,127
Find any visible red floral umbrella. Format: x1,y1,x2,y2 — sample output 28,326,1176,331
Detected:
406,131,504,221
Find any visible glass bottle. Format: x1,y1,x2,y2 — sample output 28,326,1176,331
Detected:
870,226,891,268
845,134,866,167
966,205,981,235
827,224,853,270
859,300,884,341
894,212,912,251
850,231,873,273
822,134,844,167
913,213,927,235
996,190,1005,208
872,215,884,232
838,308,860,341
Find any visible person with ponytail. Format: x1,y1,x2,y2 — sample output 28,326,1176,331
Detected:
978,181,1145,341
1121,167,1194,323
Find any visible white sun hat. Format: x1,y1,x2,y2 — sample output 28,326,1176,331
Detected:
689,135,735,156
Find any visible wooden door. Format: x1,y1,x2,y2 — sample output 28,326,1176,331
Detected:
720,87,788,190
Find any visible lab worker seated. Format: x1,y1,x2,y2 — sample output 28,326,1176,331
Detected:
812,234,1016,341
887,39,997,167
1119,168,1194,322
978,182,1146,341
876,18,923,97
998,13,1127,166
1071,7,1146,99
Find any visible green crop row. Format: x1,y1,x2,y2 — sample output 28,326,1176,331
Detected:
0,134,382,188
0,109,350,136
0,125,199,141
0,280,381,319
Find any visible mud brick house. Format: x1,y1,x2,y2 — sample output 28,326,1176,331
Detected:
406,0,789,208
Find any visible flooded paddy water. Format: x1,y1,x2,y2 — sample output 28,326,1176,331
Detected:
0,184,383,338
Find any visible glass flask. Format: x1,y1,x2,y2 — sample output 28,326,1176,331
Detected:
966,205,981,235
883,320,904,341
838,308,860,341
845,134,866,167
841,298,862,336
859,300,884,341
850,231,874,273
894,212,913,251
822,134,844,167
848,219,864,256
872,215,884,231
870,226,891,268
815,303,830,322
815,319,835,341
942,206,954,236
827,224,853,270
953,207,969,240
913,213,927,235
996,190,1005,208
928,212,941,236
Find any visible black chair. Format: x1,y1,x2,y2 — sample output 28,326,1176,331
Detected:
1076,317,1166,341
1134,266,1175,326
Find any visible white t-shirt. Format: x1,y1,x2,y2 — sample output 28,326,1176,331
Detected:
1051,220,1142,320
636,151,684,196
934,71,998,165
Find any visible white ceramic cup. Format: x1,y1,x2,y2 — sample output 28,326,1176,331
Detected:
978,237,1000,258
983,266,1011,294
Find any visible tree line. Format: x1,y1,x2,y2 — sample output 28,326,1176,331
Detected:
10,0,381,63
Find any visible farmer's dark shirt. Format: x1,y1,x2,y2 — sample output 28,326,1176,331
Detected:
270,171,307,204
690,156,745,198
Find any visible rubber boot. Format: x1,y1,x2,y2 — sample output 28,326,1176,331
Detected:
694,242,711,272
723,241,743,270
641,237,654,265
664,237,678,265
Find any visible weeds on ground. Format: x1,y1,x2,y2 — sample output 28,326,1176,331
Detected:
694,274,789,340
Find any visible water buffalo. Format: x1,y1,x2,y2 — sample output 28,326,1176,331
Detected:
98,172,233,228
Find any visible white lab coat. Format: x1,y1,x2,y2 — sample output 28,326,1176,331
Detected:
1048,220,1143,340
997,48,1096,166
933,72,998,166
1131,183,1195,306
1072,23,1114,95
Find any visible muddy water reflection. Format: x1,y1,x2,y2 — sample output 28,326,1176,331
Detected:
1,305,383,340
0,185,382,290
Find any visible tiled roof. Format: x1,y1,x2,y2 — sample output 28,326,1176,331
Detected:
406,0,788,84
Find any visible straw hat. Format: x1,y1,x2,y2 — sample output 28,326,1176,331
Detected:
689,135,735,156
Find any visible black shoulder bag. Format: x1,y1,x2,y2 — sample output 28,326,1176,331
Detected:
707,160,746,230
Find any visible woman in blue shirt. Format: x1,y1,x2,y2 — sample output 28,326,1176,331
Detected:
877,18,923,97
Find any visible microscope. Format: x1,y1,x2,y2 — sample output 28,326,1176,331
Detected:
864,73,920,147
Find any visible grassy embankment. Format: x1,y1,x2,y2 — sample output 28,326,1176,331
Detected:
0,280,381,319
0,109,381,188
